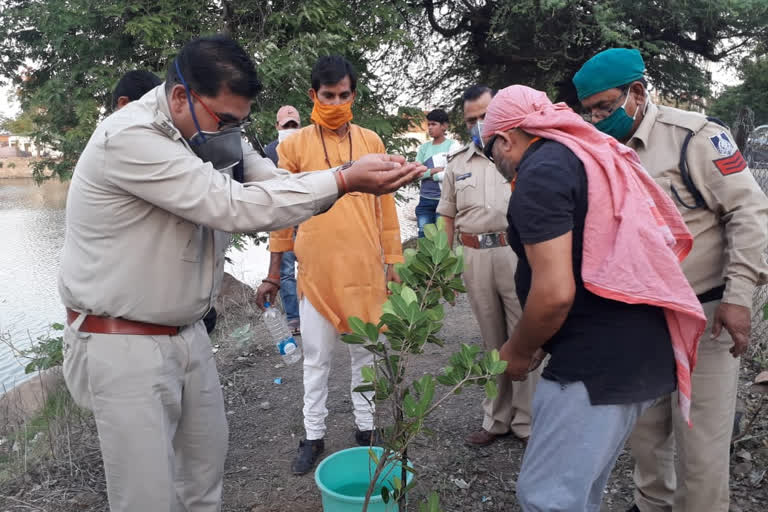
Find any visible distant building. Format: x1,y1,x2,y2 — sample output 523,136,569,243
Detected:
6,135,60,158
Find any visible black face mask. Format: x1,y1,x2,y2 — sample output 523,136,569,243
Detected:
174,59,243,171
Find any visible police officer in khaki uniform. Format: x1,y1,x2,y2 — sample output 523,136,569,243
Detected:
438,85,541,446
575,48,768,512
58,36,422,512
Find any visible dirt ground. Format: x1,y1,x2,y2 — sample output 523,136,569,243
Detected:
1,287,767,511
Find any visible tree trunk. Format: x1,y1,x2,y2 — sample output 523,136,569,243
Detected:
732,106,754,153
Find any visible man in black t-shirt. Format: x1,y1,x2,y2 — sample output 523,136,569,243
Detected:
482,90,677,511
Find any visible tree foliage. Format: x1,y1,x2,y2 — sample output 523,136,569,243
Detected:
401,0,768,106
1,0,766,181
0,0,418,181
709,55,768,127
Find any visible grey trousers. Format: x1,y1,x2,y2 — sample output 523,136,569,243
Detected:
517,379,652,512
63,318,228,512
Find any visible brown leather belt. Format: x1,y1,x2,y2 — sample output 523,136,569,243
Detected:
459,231,508,249
66,308,180,336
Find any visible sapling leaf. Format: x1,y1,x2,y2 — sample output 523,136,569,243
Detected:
424,223,438,240
349,317,368,337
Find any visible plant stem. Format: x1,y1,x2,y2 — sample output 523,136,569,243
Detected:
425,374,487,417
362,449,392,512
399,446,408,511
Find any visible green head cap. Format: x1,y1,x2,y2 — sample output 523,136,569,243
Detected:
573,48,646,101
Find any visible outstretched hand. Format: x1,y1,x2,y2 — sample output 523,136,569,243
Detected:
343,154,425,195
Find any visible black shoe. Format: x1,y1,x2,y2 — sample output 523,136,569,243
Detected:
291,439,324,475
626,505,640,512
355,429,381,446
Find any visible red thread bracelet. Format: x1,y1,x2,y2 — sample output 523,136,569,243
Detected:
337,169,349,195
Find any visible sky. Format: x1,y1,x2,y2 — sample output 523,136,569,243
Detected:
0,84,19,119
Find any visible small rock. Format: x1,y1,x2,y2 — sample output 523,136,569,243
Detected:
749,468,766,486
226,410,235,416
274,363,285,369
452,477,470,489
259,401,271,410
236,356,248,361
733,461,752,476
735,449,752,462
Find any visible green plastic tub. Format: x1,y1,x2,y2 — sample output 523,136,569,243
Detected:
314,446,412,512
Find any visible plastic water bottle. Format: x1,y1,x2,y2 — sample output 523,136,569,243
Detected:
263,303,302,365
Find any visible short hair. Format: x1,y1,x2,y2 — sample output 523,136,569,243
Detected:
112,70,162,109
619,77,649,91
426,109,449,124
463,85,495,103
165,35,262,99
311,56,357,92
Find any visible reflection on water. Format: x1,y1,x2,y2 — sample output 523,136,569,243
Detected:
0,178,274,392
0,178,69,391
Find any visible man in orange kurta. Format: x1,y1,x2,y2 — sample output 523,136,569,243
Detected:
257,56,404,475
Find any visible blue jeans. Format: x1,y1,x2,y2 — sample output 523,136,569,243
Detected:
279,250,299,323
415,197,440,238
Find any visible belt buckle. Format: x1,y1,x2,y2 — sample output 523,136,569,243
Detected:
483,234,495,248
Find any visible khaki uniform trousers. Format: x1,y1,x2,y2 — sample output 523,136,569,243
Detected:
630,300,739,512
62,316,228,512
463,245,541,438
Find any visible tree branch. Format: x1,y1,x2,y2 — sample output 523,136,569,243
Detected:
421,0,471,38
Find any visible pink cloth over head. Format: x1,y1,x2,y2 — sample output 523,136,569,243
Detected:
483,85,706,425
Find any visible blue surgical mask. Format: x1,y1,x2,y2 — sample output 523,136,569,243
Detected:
469,120,485,149
175,59,243,170
594,92,638,140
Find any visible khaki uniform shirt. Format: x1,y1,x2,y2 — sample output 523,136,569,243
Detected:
628,103,768,309
437,143,511,233
59,85,339,326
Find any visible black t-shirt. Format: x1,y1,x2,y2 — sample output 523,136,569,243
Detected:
507,139,676,405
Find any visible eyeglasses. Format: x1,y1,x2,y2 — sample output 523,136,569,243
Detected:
483,134,498,162
580,87,629,123
189,89,251,131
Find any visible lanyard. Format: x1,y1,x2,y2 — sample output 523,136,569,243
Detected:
317,124,353,167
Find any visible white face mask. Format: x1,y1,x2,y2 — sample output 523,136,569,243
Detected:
278,128,299,142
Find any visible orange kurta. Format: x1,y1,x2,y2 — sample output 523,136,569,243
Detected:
269,123,404,332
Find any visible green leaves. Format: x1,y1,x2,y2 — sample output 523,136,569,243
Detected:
343,216,506,510
419,491,443,512
485,380,498,400
400,286,418,305
21,323,65,374
361,366,376,383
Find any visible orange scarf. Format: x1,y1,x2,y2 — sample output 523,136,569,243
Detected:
311,99,353,130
